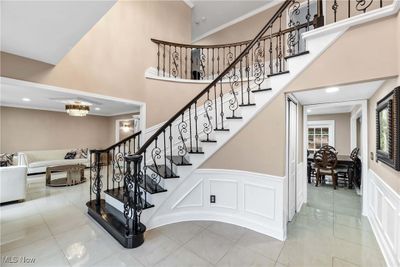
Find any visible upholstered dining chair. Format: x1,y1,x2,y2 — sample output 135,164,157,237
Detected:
313,148,338,189
348,147,360,188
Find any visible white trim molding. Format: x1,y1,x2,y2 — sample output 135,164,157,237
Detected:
145,169,287,241
307,120,335,148
191,0,284,43
367,169,400,267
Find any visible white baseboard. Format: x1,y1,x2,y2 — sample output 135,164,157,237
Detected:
367,169,400,267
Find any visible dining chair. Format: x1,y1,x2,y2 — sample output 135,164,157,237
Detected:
348,147,360,188
314,148,338,189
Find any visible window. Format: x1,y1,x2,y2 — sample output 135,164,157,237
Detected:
307,120,335,152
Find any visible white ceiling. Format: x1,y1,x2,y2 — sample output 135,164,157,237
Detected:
1,0,116,64
306,105,358,115
191,0,277,42
0,78,140,116
293,80,385,106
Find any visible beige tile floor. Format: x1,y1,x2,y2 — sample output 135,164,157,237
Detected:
0,174,386,267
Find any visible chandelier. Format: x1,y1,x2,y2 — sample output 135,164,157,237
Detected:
65,104,90,117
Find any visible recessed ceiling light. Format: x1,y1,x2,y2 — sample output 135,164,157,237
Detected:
22,98,31,102
94,107,101,111
307,109,312,113
326,87,339,93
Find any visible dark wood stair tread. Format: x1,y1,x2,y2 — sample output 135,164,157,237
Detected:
267,71,289,77
104,188,154,209
166,155,192,166
284,51,309,60
87,199,145,248
252,88,272,93
140,176,167,194
148,164,180,178
187,147,205,154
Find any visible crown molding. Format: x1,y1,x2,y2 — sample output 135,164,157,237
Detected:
192,0,284,43
183,0,194,8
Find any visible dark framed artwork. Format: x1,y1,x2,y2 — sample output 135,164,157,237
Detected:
376,86,400,171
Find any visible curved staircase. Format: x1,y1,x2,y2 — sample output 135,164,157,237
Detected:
85,0,391,248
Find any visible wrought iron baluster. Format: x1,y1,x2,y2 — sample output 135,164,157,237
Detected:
219,79,225,130
269,26,273,75
245,53,251,103
212,48,215,79
157,44,160,76
185,48,188,79
240,58,244,105
163,130,167,177
143,151,148,201
307,0,311,31
169,125,173,177
163,44,165,77
214,85,218,129
106,151,109,191
333,0,338,22
348,0,351,18
355,0,373,13
188,105,193,152
178,113,188,164
194,101,199,152
278,14,283,72
228,66,239,118
207,48,209,79
217,48,220,75
169,45,171,77
89,153,92,202
203,89,214,142
180,47,182,79
112,148,115,190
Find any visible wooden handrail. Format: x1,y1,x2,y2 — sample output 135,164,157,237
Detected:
151,22,311,49
91,131,142,153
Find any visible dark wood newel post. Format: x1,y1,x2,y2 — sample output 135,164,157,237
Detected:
314,0,325,28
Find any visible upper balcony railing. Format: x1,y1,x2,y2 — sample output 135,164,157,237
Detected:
150,0,391,81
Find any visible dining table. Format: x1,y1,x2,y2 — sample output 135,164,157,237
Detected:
307,154,354,188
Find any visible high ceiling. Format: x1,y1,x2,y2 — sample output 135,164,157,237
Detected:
1,0,116,65
0,78,141,116
190,0,278,42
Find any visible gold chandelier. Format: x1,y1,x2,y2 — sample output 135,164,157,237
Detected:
65,104,90,117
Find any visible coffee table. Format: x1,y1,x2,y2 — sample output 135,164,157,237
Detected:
46,164,86,187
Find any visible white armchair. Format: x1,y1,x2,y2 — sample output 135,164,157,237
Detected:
0,166,27,203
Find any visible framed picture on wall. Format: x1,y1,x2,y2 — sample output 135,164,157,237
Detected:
376,86,400,171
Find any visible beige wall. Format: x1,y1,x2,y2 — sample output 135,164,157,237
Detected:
0,1,200,127
202,15,398,177
368,79,400,194
201,93,286,177
308,113,351,155
0,107,113,153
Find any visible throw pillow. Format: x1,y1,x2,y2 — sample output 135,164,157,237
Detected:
80,148,88,159
75,149,82,159
64,152,76,159
0,153,14,167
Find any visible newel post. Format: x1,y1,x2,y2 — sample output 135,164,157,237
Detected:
124,154,146,248
313,0,325,28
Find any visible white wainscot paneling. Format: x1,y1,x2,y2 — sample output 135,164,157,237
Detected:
296,162,305,212
145,169,286,241
367,169,400,267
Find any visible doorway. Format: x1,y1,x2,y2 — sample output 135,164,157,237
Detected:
286,96,298,221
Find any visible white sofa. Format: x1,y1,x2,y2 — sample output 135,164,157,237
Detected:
18,149,90,175
0,166,27,203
